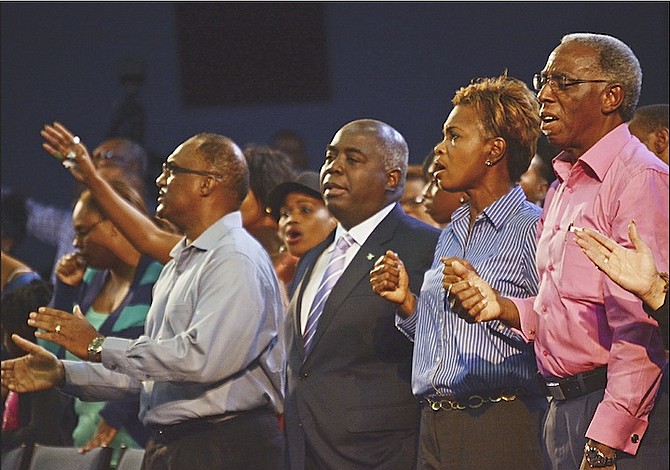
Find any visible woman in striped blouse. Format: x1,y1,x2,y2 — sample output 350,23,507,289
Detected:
370,73,548,470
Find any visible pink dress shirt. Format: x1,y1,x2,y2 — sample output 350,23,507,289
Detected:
513,124,669,455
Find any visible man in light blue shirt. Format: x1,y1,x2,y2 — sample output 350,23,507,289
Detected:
1,131,285,470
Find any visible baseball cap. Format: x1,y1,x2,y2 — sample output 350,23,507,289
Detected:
267,171,322,220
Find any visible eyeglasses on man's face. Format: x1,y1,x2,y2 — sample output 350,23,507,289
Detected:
532,73,609,92
161,161,223,181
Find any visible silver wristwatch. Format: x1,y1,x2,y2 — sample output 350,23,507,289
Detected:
87,335,106,362
584,442,616,468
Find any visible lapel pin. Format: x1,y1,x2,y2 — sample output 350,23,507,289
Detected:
366,253,375,261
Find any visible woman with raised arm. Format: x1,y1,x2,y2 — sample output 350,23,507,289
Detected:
41,123,181,264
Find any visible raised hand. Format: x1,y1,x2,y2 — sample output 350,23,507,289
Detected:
40,122,98,185
574,221,664,308
28,305,100,361
370,250,415,317
0,335,65,393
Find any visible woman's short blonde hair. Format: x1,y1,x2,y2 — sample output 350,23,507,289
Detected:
452,72,541,181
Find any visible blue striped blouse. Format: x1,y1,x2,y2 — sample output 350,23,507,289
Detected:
398,185,544,399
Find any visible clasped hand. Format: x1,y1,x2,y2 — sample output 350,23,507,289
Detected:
443,258,503,323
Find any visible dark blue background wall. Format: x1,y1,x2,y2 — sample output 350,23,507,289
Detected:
2,2,668,276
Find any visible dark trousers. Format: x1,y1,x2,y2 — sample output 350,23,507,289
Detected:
543,363,669,470
142,410,285,470
417,394,547,470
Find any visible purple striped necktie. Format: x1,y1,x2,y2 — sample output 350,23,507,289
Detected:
303,233,354,356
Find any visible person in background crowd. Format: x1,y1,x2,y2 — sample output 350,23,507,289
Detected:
419,152,467,228
241,144,297,283
1,189,28,255
519,136,559,206
2,129,286,470
371,73,547,469
268,171,337,298
448,33,668,470
574,221,668,350
283,118,439,469
1,252,41,296
2,280,71,452
628,104,669,165
401,164,439,227
1,189,42,298
1,198,42,382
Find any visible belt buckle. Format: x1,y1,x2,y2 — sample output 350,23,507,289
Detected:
546,381,567,400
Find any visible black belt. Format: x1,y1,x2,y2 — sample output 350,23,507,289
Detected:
149,408,272,444
545,366,607,401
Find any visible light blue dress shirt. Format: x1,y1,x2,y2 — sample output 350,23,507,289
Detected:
62,211,285,426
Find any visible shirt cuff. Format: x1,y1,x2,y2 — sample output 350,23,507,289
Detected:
586,400,650,455
101,336,137,376
395,302,418,339
510,296,537,341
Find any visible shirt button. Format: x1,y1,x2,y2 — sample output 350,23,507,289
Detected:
554,225,560,232
543,350,549,356
631,434,639,443
547,264,554,272
542,306,547,313
300,372,308,380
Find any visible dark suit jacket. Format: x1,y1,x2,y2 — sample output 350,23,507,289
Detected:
284,205,440,469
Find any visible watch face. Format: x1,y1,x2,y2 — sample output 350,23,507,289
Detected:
586,448,600,462
88,336,105,361
585,445,615,467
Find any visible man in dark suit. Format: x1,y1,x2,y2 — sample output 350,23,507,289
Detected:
284,119,440,469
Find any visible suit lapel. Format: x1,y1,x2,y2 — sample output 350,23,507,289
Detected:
305,206,402,359
290,232,335,361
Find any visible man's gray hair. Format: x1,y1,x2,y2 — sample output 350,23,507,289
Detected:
561,33,642,121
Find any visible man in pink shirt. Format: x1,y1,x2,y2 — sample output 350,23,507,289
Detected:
448,33,668,470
